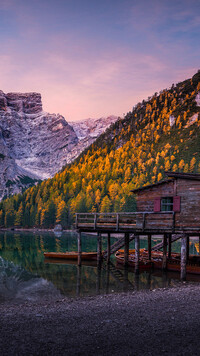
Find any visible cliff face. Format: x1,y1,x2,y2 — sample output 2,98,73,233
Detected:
0,91,119,199
0,91,78,198
69,116,119,156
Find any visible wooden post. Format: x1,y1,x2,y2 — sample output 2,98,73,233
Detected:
107,233,111,264
116,213,119,231
148,234,151,260
78,231,82,266
135,272,139,291
162,234,167,271
186,235,190,263
168,234,172,259
96,266,101,294
94,213,97,230
97,232,102,268
181,235,187,281
76,265,81,297
135,234,140,274
106,264,110,294
123,267,129,292
124,232,129,266
147,271,151,289
199,236,200,256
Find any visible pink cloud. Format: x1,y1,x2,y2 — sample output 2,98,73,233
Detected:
0,17,198,122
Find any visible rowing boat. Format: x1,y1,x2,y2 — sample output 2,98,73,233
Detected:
121,249,200,275
152,254,200,274
115,249,153,270
44,251,98,261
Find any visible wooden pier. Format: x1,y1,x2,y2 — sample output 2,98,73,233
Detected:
75,172,200,280
75,211,200,280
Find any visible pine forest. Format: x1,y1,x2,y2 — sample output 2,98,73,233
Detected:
1,71,200,229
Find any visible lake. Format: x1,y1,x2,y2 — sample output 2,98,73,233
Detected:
0,231,200,303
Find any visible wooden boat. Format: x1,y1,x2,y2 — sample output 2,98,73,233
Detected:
44,251,98,261
152,254,200,274
115,249,153,270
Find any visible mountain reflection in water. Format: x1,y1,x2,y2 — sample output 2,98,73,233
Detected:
0,231,200,303
0,256,61,302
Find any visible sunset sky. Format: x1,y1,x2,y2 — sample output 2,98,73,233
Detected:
0,0,200,121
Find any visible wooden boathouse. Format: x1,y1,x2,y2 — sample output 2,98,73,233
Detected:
75,172,200,279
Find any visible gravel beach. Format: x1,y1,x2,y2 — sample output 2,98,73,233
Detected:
1,283,200,356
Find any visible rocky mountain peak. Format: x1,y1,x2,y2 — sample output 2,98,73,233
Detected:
0,90,119,199
0,91,42,115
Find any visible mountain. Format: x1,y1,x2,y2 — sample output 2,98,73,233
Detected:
0,90,118,199
69,115,118,144
0,70,200,228
67,116,119,163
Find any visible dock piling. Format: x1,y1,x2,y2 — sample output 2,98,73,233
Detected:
124,232,129,266
186,235,190,263
97,232,102,268
199,236,200,256
148,234,151,260
107,233,111,264
168,234,172,258
76,265,81,296
162,234,167,271
96,266,101,294
135,234,140,274
78,231,82,266
181,235,187,280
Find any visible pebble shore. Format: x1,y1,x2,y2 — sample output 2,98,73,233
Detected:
1,283,200,355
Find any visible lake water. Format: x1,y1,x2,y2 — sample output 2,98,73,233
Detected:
0,231,200,303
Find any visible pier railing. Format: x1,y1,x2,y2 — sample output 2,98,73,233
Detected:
75,211,175,232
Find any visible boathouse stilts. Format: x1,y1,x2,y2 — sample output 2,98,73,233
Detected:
123,267,129,292
135,234,140,274
199,236,200,255
107,233,111,264
78,231,82,266
186,235,190,262
181,235,187,280
124,232,129,266
168,234,172,258
76,265,81,296
199,236,200,256
96,266,101,294
97,232,102,268
135,272,139,291
106,264,110,294
162,234,168,271
148,234,151,260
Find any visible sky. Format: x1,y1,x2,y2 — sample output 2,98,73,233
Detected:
0,0,200,121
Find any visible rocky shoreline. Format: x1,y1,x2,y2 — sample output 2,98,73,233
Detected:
1,283,200,355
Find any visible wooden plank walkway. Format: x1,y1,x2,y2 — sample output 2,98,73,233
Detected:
76,212,175,233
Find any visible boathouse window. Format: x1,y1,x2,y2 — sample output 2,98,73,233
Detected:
154,196,181,212
161,197,173,211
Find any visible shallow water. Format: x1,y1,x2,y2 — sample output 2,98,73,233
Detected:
0,231,200,303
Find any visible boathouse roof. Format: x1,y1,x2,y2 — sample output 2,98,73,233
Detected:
131,171,200,193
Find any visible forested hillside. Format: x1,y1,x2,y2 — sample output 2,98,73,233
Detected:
1,71,200,228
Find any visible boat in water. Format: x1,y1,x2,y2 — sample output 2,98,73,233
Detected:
115,249,153,270
115,249,200,274
44,251,98,261
152,253,200,274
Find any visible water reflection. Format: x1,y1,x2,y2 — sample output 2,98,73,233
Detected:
0,231,200,303
0,256,61,302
